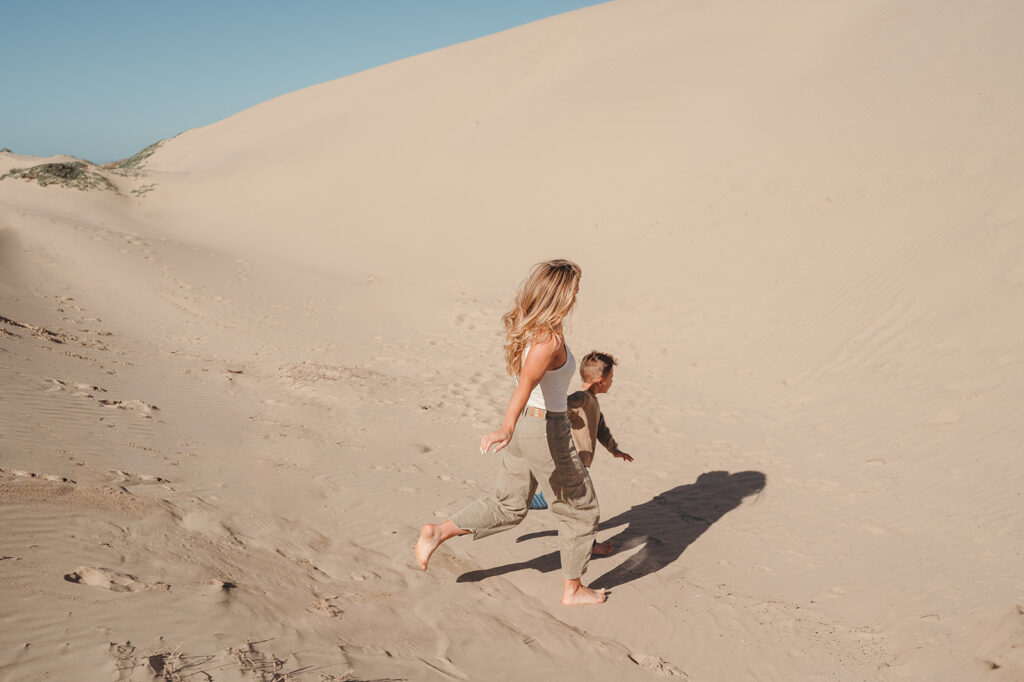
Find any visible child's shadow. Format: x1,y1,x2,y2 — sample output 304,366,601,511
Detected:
456,470,766,589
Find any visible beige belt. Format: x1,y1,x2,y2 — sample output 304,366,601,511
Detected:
524,406,547,418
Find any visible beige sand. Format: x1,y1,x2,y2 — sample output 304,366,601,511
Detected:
2,0,1023,679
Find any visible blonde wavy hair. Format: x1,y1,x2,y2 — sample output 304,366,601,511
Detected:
502,259,582,376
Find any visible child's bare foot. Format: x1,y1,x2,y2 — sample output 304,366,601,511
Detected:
591,540,613,557
414,520,469,570
561,578,607,605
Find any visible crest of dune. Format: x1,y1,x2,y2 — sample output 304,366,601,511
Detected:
143,0,1023,293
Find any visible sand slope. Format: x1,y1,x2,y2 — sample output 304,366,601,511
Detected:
2,0,1023,679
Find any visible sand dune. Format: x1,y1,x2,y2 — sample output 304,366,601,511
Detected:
2,0,1023,679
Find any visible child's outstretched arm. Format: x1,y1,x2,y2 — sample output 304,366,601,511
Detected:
597,412,634,462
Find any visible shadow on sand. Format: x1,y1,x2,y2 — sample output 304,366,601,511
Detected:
456,470,766,590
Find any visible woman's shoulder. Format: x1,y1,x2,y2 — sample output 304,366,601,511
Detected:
528,328,563,349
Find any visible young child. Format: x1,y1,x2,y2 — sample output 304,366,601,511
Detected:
567,350,634,467
531,351,634,555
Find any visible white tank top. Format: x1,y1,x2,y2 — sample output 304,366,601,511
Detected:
519,342,576,412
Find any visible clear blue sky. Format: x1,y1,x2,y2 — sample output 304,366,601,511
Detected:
1,1,605,163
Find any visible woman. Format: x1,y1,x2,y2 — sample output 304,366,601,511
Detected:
415,259,605,605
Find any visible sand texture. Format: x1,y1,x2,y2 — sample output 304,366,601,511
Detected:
2,0,1023,679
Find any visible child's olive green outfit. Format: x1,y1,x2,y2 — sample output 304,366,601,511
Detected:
530,390,621,511
450,344,600,580
566,390,620,468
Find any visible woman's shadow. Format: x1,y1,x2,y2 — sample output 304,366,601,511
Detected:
456,470,766,590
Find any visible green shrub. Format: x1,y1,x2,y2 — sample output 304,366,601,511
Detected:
1,161,119,193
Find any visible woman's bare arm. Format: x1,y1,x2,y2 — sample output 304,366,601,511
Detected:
480,335,558,453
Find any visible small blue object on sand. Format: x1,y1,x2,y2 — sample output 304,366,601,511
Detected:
530,491,548,510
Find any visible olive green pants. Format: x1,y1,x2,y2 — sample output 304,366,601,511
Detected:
451,411,599,579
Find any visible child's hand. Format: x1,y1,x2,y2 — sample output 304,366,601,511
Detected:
613,451,634,462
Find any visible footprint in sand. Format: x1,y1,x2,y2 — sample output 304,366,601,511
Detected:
629,653,688,678
111,470,169,485
44,378,106,393
98,399,160,416
64,567,147,592
0,467,76,484
308,596,344,617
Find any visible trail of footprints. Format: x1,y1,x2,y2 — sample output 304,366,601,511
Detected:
1,466,169,488
1,300,130,369
44,377,160,418
108,638,352,682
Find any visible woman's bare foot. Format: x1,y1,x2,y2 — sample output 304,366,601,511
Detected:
561,578,607,605
414,520,469,570
591,540,613,557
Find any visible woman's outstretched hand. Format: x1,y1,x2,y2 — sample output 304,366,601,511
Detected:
480,429,511,454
